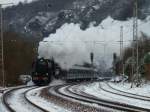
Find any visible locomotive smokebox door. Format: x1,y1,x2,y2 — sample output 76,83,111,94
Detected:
90,52,94,65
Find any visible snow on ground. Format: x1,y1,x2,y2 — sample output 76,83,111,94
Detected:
27,79,65,86
109,82,150,97
8,87,43,112
0,87,9,112
27,87,71,112
49,79,66,86
0,93,8,112
39,16,150,69
0,86,23,112
50,85,117,112
27,80,35,86
77,82,150,109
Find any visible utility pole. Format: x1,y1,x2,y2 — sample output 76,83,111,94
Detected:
103,43,107,67
132,0,139,86
0,4,5,87
120,26,124,75
103,43,106,62
0,3,13,88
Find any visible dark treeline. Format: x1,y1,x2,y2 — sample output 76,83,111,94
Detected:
123,32,150,81
3,0,149,38
0,31,37,86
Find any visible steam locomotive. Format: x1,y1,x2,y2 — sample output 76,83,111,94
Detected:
32,57,98,86
32,58,60,85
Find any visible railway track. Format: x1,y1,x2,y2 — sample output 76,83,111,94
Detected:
47,83,106,112
2,86,32,112
53,83,150,112
2,86,50,112
106,82,150,101
99,82,150,104
98,82,150,111
3,82,150,112
2,87,17,112
24,87,50,112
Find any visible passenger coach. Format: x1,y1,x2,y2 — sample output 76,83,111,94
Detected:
62,65,98,82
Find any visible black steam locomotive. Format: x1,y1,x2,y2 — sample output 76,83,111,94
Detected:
32,58,57,85
32,57,98,86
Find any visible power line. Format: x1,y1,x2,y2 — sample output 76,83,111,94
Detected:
41,40,138,43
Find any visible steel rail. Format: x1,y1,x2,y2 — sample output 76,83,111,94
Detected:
24,86,50,112
2,86,50,112
106,82,150,101
53,83,149,112
2,86,31,112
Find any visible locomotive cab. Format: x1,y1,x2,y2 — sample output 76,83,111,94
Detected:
32,58,51,86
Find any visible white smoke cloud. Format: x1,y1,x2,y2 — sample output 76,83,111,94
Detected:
38,16,150,69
